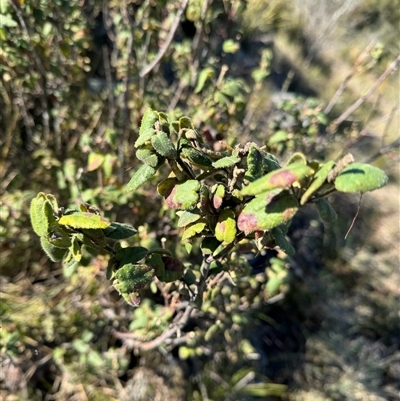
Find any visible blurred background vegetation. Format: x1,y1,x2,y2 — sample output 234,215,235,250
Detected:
0,0,399,400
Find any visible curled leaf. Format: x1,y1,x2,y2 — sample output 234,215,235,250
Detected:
40,236,68,262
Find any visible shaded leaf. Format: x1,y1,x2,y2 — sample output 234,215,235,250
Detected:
181,147,213,169
116,246,148,264
159,256,184,282
126,164,157,193
245,145,263,181
40,236,68,262
103,222,137,239
334,163,388,193
316,198,337,222
136,148,160,168
271,227,295,256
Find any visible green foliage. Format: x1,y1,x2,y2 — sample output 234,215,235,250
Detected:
30,110,388,311
3,0,397,399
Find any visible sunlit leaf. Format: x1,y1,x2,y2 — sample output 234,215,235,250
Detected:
238,190,298,234
58,212,110,229
241,163,311,196
334,163,388,193
215,209,237,244
165,180,200,210
300,161,335,205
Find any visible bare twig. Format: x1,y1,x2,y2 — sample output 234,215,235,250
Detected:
139,0,189,78
332,54,400,127
112,305,194,351
324,44,375,114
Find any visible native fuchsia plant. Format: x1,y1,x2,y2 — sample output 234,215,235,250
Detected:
30,108,388,307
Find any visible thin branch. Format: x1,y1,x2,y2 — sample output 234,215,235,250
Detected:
333,54,400,127
139,0,189,78
324,44,375,114
112,305,194,351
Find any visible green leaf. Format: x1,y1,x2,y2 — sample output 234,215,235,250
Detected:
70,235,82,262
134,128,157,147
222,39,240,54
285,152,307,165
271,226,295,256
165,180,201,210
334,163,388,193
212,184,225,210
215,209,237,245
139,108,158,136
201,237,221,255
245,145,263,181
113,263,154,296
30,193,49,237
146,253,165,278
182,222,206,241
177,210,202,227
0,13,17,28
159,256,184,282
103,222,137,239
125,164,157,192
268,130,287,145
241,163,311,196
87,152,105,171
238,382,287,397
194,67,214,93
316,198,337,222
157,177,179,196
300,161,335,205
40,237,68,262
212,155,241,168
136,148,160,168
116,246,148,265
151,131,177,159
181,147,213,170
58,212,110,229
238,190,298,234
262,152,281,173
